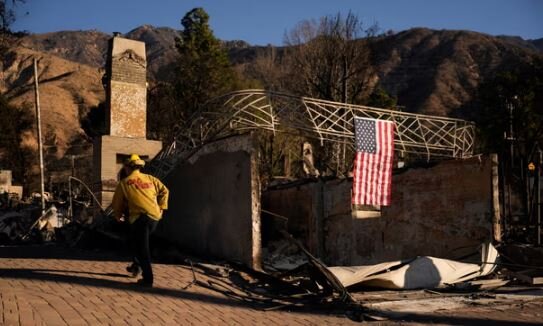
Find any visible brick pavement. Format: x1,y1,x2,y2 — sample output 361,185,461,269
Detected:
0,245,358,325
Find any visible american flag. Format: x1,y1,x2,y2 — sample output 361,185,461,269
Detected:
352,117,395,206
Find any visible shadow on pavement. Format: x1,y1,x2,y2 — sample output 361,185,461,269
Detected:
1,267,540,325
0,267,262,309
0,244,128,262
23,268,131,278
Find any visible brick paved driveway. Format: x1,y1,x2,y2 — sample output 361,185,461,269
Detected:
2,245,543,325
0,245,357,325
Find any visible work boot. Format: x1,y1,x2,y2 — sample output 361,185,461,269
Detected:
135,278,153,288
126,262,141,277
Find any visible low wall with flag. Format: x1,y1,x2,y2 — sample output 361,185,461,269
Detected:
350,154,495,264
155,133,262,270
262,154,495,265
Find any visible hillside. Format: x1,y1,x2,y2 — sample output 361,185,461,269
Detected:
373,28,541,117
14,26,542,117
2,46,104,188
15,25,261,81
532,38,543,52
2,26,542,192
17,30,110,68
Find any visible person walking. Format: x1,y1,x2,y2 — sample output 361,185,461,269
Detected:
112,154,169,287
116,166,140,278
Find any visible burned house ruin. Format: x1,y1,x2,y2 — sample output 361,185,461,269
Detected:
140,90,498,271
88,37,538,284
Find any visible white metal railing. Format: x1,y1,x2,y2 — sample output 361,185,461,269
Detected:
146,89,476,179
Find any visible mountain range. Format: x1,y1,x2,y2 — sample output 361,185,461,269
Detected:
1,25,542,189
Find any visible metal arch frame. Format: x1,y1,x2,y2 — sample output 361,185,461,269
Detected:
146,89,476,179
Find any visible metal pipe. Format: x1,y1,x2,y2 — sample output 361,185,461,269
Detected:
68,175,73,220
33,58,45,213
68,176,105,213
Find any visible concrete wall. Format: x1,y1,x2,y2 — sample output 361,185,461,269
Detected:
156,134,262,270
0,170,22,199
262,155,495,265
0,170,12,193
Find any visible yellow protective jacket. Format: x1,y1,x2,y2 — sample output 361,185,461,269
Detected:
112,170,169,224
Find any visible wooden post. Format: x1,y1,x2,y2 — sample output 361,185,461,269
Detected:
492,154,502,242
33,58,46,212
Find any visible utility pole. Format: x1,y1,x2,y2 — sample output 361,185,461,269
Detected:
504,99,516,235
33,58,46,213
71,155,75,177
507,100,515,167
537,146,542,246
68,155,75,220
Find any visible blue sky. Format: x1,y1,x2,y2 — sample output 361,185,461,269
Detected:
11,0,543,45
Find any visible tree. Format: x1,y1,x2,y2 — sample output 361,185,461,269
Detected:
476,58,543,159
475,58,543,233
282,11,378,104
1,0,24,55
272,12,381,176
0,96,33,186
0,0,32,187
1,0,17,33
366,86,397,109
243,46,289,92
175,8,236,116
147,7,239,142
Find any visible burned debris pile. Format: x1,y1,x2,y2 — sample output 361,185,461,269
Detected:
244,202,542,320
159,215,540,323
0,195,67,244
0,179,124,249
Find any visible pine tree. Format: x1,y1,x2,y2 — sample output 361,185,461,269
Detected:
174,7,235,119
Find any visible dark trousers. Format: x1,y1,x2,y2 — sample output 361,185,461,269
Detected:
130,214,158,283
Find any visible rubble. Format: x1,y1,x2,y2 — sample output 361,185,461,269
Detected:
143,230,541,323
0,176,123,248
0,211,30,243
262,239,308,271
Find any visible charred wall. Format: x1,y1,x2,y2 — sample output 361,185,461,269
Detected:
155,134,262,270
350,155,494,264
262,155,496,265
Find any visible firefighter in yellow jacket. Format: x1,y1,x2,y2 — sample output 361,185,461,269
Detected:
112,154,169,287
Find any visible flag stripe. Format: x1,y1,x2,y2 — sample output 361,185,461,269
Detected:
352,117,395,206
383,121,394,203
355,152,363,204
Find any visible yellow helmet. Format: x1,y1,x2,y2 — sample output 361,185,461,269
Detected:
125,153,145,167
